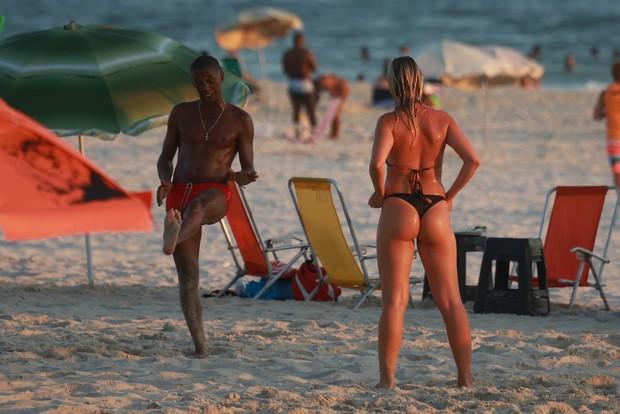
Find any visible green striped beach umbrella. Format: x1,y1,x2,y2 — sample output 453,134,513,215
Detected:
0,22,251,285
0,21,250,139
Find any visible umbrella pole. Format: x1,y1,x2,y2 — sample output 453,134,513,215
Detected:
78,134,95,288
256,48,275,136
257,49,267,80
482,80,488,144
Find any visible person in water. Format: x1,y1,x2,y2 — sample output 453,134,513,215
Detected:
156,54,257,357
368,56,480,388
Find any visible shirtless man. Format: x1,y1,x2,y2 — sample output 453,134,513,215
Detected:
282,32,318,139
594,62,620,187
157,55,257,357
314,74,350,139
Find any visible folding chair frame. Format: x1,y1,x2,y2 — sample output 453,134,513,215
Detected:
288,177,419,310
217,183,308,299
537,186,619,310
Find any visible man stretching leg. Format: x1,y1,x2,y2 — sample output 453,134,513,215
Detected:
157,55,257,357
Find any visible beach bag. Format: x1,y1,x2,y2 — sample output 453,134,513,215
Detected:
243,278,293,300
292,260,342,301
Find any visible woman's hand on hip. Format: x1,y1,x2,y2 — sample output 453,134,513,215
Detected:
368,192,384,208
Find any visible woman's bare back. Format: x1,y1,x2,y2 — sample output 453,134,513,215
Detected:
384,103,451,197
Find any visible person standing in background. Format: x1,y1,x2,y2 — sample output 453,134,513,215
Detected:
593,62,620,188
564,53,576,72
360,46,370,61
528,44,541,61
399,44,411,55
282,32,318,140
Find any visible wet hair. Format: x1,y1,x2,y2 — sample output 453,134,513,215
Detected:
190,54,222,73
387,56,424,144
612,61,620,82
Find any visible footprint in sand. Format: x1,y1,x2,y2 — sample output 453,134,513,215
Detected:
536,333,576,350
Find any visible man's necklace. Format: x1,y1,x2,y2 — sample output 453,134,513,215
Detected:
198,101,225,140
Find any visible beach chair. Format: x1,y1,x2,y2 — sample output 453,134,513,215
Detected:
288,177,422,310
511,186,618,310
216,181,308,299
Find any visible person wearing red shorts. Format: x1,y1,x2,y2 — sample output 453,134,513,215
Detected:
594,61,620,188
156,54,258,357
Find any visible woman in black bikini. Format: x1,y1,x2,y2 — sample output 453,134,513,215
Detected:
368,56,480,388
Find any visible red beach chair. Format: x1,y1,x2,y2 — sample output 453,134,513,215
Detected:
216,181,308,299
512,186,618,310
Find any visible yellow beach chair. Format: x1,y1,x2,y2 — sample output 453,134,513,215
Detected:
288,177,421,309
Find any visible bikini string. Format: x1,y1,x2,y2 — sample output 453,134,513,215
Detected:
409,169,422,195
409,169,436,205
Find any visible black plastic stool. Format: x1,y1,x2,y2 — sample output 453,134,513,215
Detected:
422,230,487,303
474,237,550,316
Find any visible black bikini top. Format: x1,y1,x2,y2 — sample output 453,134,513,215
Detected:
386,162,435,194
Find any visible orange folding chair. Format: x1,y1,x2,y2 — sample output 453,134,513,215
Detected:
514,186,618,310
216,182,308,299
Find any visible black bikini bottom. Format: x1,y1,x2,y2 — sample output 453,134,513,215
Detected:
386,192,445,217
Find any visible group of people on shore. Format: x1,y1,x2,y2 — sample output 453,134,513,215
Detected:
280,33,442,142
281,32,349,141
152,32,620,389
155,51,479,387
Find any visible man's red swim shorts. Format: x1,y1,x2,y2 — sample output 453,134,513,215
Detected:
165,182,232,212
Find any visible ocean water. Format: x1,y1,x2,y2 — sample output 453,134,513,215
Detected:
2,0,619,87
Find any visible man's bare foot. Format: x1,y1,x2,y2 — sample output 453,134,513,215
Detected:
193,345,208,359
457,373,473,388
163,209,182,255
192,350,208,359
182,348,208,359
375,380,396,389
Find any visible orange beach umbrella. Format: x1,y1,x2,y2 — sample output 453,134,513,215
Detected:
215,7,303,52
0,99,153,241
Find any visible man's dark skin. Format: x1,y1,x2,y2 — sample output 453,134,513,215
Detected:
282,33,317,80
282,33,318,133
157,58,257,357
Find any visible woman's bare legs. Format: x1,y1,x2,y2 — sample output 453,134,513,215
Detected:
377,198,419,388
417,202,472,387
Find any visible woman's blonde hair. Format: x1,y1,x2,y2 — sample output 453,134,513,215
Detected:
387,56,424,143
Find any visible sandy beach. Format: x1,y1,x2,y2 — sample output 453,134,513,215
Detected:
1,83,619,413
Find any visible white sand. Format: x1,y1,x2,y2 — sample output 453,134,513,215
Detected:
1,83,619,413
